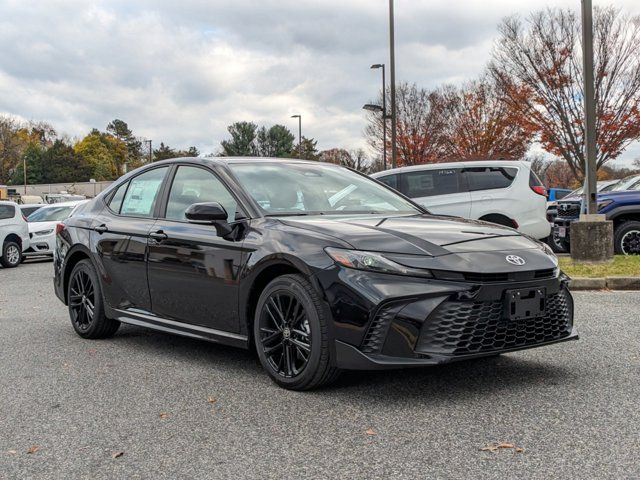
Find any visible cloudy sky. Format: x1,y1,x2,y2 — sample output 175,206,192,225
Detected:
0,0,639,163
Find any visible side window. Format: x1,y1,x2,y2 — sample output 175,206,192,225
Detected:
377,174,398,190
108,182,128,214
466,167,518,191
0,205,15,220
120,167,168,218
401,169,463,198
165,166,238,223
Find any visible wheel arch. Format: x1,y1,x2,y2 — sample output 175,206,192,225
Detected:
478,213,517,228
242,257,317,346
3,233,22,248
62,245,94,304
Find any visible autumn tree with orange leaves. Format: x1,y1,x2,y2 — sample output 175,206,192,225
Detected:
365,82,448,167
439,78,534,160
490,7,640,179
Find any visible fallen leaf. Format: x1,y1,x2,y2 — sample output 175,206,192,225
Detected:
365,428,377,436
87,349,97,356
480,442,524,453
7,450,17,455
207,396,217,404
159,412,170,419
26,446,39,454
111,451,124,459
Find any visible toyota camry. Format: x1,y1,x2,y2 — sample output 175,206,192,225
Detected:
54,158,577,390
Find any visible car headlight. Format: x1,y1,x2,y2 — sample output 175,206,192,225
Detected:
325,247,433,278
34,229,54,236
597,200,613,211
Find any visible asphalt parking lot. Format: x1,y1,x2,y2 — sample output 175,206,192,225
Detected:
1,261,639,479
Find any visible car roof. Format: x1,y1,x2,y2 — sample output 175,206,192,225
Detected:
37,200,87,208
0,200,19,206
370,160,529,177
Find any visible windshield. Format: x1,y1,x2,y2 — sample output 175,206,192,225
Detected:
230,162,421,216
27,205,74,222
611,175,640,192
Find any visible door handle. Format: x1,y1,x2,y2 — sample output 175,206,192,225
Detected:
149,230,168,242
94,224,108,234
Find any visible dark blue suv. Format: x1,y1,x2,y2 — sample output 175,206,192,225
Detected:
554,175,640,254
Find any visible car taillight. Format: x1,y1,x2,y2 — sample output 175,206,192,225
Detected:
56,223,66,235
531,185,547,197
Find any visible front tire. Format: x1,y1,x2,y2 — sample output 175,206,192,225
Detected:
254,274,340,391
1,241,22,268
68,259,120,339
614,221,640,255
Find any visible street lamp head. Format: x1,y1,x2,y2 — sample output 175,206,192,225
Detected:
291,114,301,119
363,103,384,113
370,64,384,69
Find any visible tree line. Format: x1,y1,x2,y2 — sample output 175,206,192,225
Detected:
0,116,199,185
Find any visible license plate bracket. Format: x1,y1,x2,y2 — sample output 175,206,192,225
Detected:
505,288,546,320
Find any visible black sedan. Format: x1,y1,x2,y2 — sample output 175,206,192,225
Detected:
54,158,577,390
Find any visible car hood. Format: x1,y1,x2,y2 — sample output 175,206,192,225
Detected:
28,221,58,234
279,213,543,256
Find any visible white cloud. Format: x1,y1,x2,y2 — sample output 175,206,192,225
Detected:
0,0,638,164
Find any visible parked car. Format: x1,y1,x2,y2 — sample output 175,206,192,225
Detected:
19,203,44,218
0,201,30,268
371,160,550,239
546,180,619,253
24,201,88,257
54,158,576,390
554,174,640,254
547,188,573,202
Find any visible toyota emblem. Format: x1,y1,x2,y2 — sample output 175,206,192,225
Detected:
506,255,526,266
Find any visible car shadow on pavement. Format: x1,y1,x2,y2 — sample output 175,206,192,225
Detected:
111,324,572,402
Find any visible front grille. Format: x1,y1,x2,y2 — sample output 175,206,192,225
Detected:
557,203,581,219
432,269,557,283
416,288,572,355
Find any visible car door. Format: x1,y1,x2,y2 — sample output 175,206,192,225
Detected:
399,168,471,217
92,166,170,312
146,164,247,333
464,166,518,219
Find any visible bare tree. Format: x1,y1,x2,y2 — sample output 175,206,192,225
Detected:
364,82,448,166
320,148,372,173
438,77,534,160
490,7,640,179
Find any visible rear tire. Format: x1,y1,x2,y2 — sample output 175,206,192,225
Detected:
614,221,640,255
68,259,120,339
254,274,340,391
1,241,22,268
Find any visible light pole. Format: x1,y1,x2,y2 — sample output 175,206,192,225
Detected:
23,156,27,195
363,103,389,171
370,64,387,170
389,0,397,168
291,115,302,158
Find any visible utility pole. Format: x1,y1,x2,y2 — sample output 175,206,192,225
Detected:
570,0,613,262
389,0,398,169
144,139,153,163
291,115,302,158
581,0,597,214
23,157,27,195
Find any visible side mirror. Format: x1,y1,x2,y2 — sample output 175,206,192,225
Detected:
185,202,228,223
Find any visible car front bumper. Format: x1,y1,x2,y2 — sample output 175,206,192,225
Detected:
316,266,577,370
23,232,55,256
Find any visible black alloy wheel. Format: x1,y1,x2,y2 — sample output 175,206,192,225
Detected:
259,292,312,378
254,274,339,390
68,260,120,339
614,221,640,255
69,269,96,333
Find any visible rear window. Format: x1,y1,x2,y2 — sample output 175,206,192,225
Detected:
377,174,398,190
400,169,464,198
529,170,544,188
466,167,518,191
0,205,15,220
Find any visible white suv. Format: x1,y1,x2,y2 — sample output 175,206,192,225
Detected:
0,201,30,268
371,160,550,239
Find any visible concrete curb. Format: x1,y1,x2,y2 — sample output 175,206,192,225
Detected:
569,277,640,291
